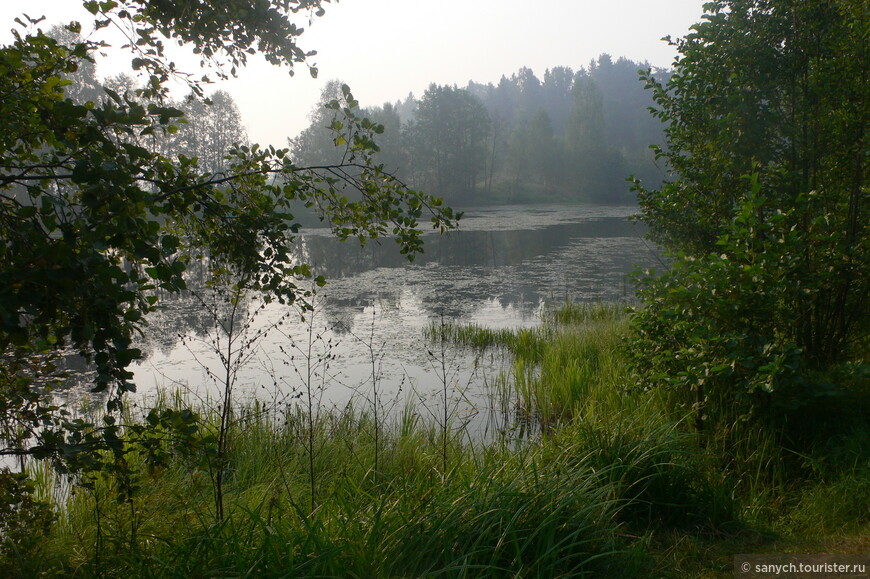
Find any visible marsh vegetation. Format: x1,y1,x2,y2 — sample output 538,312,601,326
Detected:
7,304,868,577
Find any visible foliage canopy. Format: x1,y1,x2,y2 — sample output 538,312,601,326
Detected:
0,1,459,466
631,0,868,429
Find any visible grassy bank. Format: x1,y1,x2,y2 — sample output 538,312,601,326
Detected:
4,304,869,577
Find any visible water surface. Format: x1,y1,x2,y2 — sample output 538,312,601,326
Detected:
124,205,657,431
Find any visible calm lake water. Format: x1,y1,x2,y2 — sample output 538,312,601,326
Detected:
75,205,659,434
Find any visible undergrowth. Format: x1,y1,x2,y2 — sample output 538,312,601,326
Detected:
4,303,867,577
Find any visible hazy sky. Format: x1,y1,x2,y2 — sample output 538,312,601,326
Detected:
1,0,708,145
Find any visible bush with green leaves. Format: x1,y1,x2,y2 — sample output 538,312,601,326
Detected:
630,0,868,431
634,181,866,425
0,469,55,575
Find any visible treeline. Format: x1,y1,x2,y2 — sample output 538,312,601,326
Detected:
52,25,248,176
59,18,666,206
292,55,670,205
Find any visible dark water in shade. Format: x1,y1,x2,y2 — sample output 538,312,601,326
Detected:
102,205,659,434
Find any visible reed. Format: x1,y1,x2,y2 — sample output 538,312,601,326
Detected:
432,302,637,430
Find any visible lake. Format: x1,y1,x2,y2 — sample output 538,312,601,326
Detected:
78,205,659,435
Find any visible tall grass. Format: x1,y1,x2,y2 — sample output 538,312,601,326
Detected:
27,401,674,577
430,302,644,430
9,301,868,576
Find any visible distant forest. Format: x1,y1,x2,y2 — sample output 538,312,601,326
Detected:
57,24,669,206
293,55,672,205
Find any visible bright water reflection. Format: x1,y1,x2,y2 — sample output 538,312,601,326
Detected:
127,205,658,435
